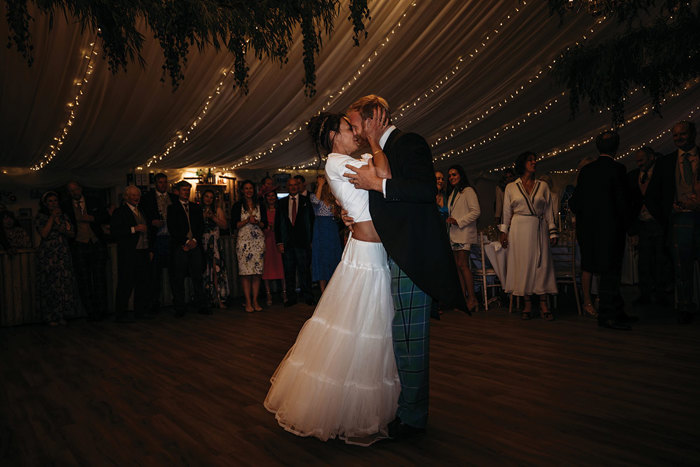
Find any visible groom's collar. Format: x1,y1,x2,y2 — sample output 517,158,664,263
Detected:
379,126,397,149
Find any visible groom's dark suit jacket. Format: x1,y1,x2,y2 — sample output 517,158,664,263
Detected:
368,129,466,310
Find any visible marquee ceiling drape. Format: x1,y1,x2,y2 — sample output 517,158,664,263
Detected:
1,0,698,187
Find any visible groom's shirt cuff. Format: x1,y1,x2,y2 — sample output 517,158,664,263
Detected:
382,179,387,197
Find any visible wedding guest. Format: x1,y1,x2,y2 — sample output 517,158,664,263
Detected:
202,189,230,309
63,181,110,321
167,180,209,316
627,147,668,306
446,165,480,312
140,172,178,314
232,180,266,312
654,121,700,324
495,168,516,224
500,152,558,320
110,185,152,322
570,154,601,317
310,175,343,293
275,176,315,307
1,211,31,249
435,170,449,223
36,191,78,326
262,187,285,305
569,130,632,330
294,174,309,198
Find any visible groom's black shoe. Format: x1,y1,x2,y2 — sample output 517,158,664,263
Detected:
387,417,425,440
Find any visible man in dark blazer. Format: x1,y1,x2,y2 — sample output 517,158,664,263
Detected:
569,130,632,330
627,147,669,306
110,185,153,322
167,180,208,316
344,95,466,438
140,173,179,314
275,177,315,306
63,180,111,321
653,121,700,324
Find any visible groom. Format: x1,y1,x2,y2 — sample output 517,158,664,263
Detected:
344,95,466,438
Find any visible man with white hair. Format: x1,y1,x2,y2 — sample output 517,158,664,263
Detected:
110,185,153,322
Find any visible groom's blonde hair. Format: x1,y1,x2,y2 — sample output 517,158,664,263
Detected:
347,95,392,123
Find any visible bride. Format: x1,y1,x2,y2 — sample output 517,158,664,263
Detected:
264,110,398,446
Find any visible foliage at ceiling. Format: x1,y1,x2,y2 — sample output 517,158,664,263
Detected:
4,0,370,96
548,0,700,125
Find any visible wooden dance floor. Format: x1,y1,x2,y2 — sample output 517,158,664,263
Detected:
1,302,699,465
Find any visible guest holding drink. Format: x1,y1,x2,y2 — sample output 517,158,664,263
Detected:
499,152,558,320
202,189,230,309
35,191,78,326
232,180,267,312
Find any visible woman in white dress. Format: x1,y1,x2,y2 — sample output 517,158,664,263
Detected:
446,165,481,312
499,152,558,320
264,110,400,446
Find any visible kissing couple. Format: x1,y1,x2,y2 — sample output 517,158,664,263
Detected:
264,94,466,445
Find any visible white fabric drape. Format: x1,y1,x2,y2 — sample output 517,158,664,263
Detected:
1,0,698,188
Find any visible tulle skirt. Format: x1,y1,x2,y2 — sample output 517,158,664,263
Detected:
264,237,399,446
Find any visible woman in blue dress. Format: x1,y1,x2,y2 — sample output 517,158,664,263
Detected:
310,176,343,293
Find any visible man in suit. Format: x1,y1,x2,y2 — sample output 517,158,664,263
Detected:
654,121,700,324
569,130,632,330
343,94,466,438
140,173,178,314
627,147,669,306
167,180,209,316
275,177,315,306
63,180,111,321
110,185,153,322
293,174,309,198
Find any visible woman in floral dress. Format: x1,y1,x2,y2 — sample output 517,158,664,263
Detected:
201,189,230,308
231,180,267,312
35,191,79,326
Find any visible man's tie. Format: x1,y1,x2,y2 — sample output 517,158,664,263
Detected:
640,170,648,185
682,153,693,184
183,202,193,239
291,196,297,226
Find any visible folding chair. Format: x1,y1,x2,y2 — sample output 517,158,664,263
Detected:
470,233,503,310
551,229,582,315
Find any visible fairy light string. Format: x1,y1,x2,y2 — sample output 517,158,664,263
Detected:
31,37,99,171
224,1,420,171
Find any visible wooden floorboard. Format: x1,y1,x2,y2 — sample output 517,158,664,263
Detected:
1,301,699,466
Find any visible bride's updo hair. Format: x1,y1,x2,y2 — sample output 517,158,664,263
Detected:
308,112,344,156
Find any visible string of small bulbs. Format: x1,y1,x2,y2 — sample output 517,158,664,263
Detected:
31,36,99,171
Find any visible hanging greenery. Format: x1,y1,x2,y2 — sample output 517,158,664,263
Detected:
547,0,699,125
3,0,370,96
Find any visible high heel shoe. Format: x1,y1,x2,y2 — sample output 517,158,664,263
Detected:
466,298,479,314
583,302,598,318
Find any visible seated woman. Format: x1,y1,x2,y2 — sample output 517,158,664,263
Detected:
1,211,31,249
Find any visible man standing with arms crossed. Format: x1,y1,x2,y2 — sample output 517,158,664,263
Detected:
344,95,466,439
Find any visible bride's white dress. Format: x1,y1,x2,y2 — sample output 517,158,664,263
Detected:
264,153,399,446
